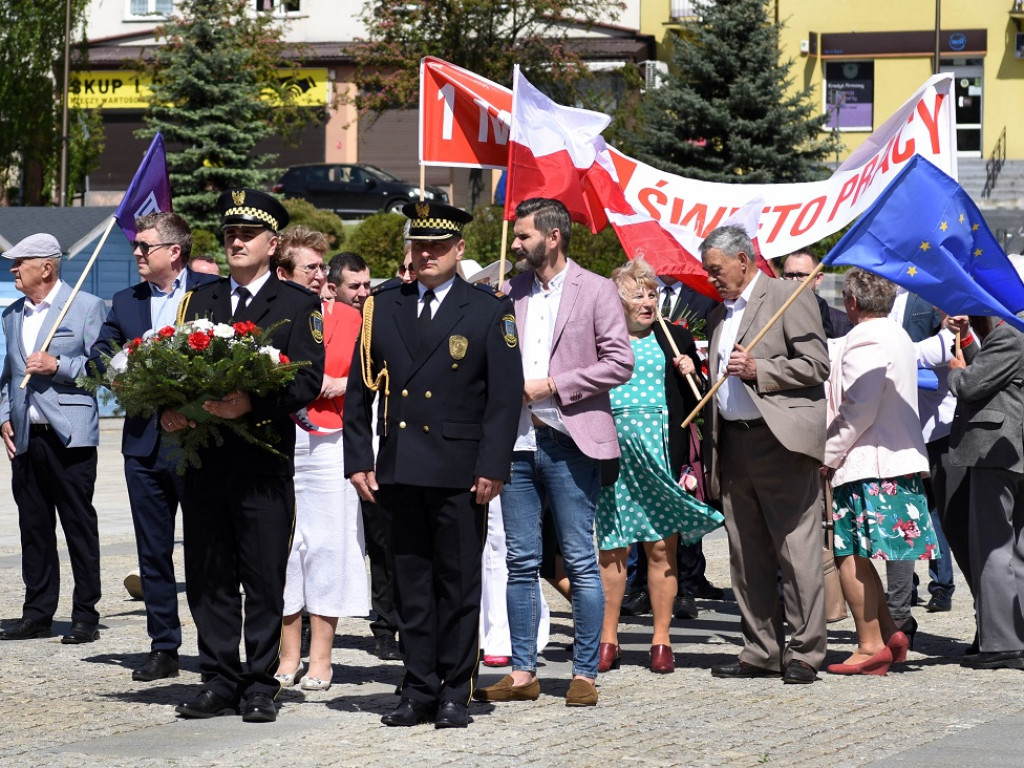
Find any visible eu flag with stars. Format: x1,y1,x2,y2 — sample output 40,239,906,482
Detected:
824,155,1024,331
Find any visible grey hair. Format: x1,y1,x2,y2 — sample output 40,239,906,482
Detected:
843,268,896,316
699,225,754,260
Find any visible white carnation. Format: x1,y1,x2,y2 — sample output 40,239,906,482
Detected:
190,318,214,332
212,323,235,338
259,345,281,364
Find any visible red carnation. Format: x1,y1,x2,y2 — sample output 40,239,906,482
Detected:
158,326,175,338
233,321,257,336
188,332,211,351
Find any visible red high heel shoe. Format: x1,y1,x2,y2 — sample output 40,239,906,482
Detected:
886,631,910,664
598,642,621,672
826,646,894,676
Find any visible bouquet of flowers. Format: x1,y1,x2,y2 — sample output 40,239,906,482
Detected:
81,318,308,472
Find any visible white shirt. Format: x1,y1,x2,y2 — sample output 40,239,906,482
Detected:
715,273,763,421
21,281,63,424
514,267,569,451
418,276,455,316
230,271,272,314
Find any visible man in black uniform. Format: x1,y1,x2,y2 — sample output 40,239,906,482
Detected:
344,201,523,729
164,189,324,723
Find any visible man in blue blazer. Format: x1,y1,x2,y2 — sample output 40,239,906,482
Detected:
0,233,107,644
92,212,218,682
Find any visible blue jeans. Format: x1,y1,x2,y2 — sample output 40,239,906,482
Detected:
502,427,604,678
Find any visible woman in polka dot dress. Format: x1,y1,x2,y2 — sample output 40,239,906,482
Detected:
596,258,724,673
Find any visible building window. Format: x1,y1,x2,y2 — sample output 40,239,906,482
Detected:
824,61,874,131
670,1,699,18
128,0,173,18
255,0,301,12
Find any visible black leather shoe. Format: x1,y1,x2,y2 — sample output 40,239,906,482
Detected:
375,634,402,661
783,659,817,684
61,620,99,644
926,594,952,612
381,699,434,727
672,594,699,620
711,660,779,679
620,589,652,616
0,617,52,641
175,690,237,719
434,700,469,729
693,581,727,600
241,692,277,723
133,650,180,682
960,650,1024,670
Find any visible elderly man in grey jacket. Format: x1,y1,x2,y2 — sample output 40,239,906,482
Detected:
0,233,106,644
949,314,1024,670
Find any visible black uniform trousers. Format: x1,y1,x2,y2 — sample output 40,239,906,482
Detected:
12,426,100,625
361,498,399,639
181,468,294,703
124,441,186,652
378,483,487,708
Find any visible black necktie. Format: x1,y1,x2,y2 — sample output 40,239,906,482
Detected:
233,286,251,320
418,289,435,345
661,287,674,319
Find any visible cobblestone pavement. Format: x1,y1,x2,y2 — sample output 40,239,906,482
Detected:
0,421,1021,768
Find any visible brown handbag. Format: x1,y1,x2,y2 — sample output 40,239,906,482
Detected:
822,480,848,624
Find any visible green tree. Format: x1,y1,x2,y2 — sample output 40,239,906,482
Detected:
346,213,407,278
628,0,837,184
138,0,308,231
0,0,90,205
351,0,625,113
281,198,346,251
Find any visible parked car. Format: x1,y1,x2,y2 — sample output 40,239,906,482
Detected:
272,163,449,216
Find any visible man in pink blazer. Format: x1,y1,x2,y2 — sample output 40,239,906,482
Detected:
474,198,633,707
701,226,829,685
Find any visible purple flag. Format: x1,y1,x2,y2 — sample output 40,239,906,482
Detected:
114,133,172,242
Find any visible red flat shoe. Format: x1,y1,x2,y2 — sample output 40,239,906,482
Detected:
597,642,621,672
826,646,894,676
649,644,675,674
482,655,511,667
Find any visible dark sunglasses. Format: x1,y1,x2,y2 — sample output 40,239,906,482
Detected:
782,271,811,280
131,241,176,256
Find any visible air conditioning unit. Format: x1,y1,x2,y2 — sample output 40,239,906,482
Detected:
640,60,668,90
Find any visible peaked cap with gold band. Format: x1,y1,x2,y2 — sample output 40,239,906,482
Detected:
217,188,290,232
402,201,473,241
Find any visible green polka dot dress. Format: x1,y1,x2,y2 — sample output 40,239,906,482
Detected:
596,334,724,550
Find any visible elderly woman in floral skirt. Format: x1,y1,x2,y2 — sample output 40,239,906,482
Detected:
823,268,939,676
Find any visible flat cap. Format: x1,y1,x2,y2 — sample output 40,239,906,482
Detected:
2,233,62,260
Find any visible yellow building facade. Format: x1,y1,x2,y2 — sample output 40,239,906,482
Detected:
641,1,1024,163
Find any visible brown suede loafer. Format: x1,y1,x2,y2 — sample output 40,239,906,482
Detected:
472,674,540,702
565,678,598,707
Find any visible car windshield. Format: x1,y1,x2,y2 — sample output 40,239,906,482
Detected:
361,165,402,183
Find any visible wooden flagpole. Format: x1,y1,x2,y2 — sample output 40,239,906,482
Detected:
655,311,702,400
20,215,118,389
680,262,826,428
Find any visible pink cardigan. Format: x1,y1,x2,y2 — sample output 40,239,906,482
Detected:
824,317,929,486
506,260,633,460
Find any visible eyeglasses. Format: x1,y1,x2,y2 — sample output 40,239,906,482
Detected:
782,271,811,280
296,263,326,275
130,241,176,256
398,264,416,274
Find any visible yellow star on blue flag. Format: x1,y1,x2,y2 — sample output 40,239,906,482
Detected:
824,156,1024,331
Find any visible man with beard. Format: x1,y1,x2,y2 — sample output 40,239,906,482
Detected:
474,197,633,708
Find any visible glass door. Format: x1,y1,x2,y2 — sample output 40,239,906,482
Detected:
940,62,983,157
